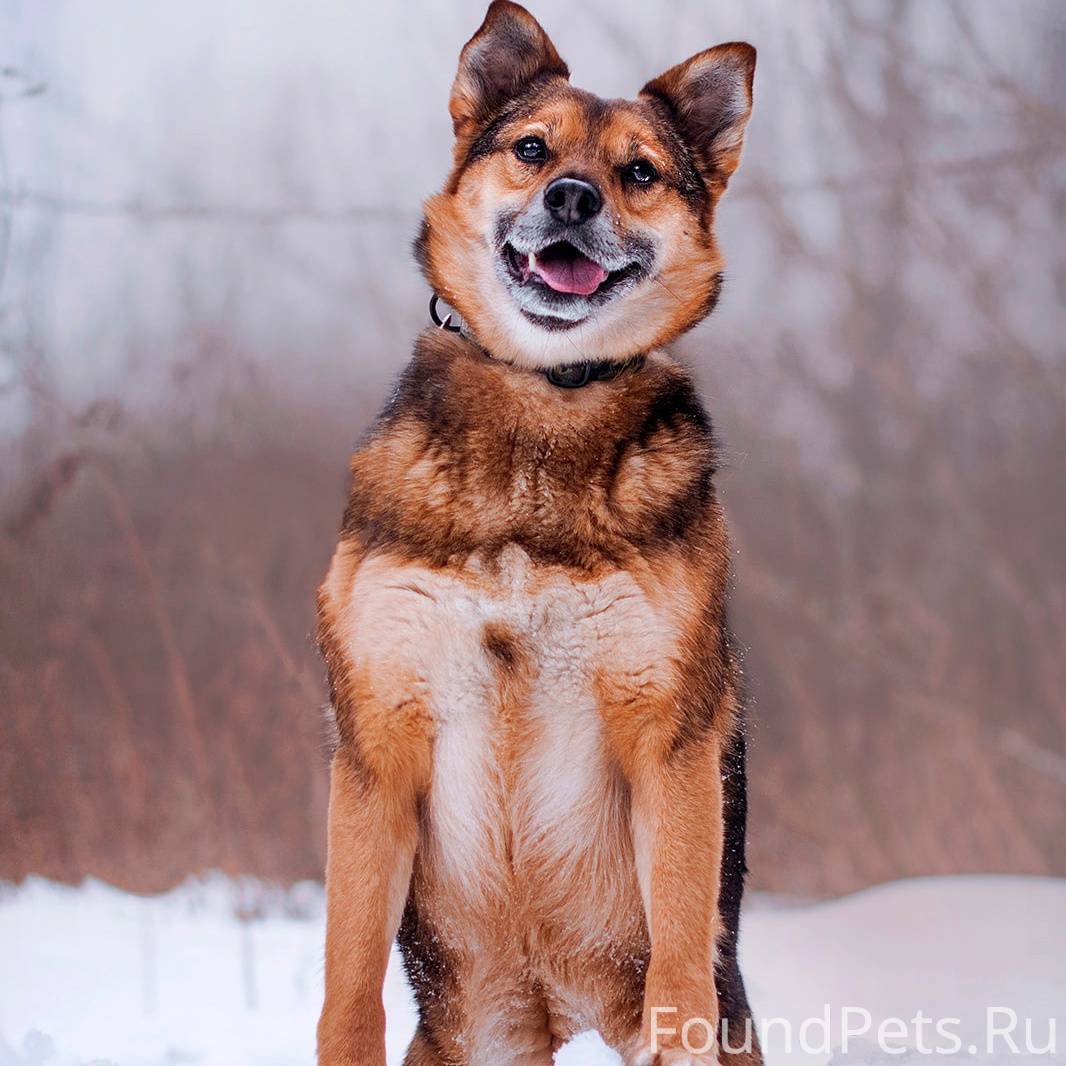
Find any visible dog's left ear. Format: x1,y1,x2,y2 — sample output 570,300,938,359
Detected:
450,1,569,139
641,43,756,186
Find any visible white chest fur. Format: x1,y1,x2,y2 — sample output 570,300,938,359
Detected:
343,545,675,921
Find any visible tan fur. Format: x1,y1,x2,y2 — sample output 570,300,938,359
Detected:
317,4,759,1064
422,94,728,369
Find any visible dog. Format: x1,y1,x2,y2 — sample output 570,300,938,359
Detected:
316,3,759,1063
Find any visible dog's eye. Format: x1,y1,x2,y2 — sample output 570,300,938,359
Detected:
622,159,659,186
514,136,548,163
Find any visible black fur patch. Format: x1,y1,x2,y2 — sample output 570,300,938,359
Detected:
456,77,566,179
637,92,711,211
716,727,759,1047
482,622,520,669
397,889,462,1050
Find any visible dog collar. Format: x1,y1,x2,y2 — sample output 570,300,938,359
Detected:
543,356,645,388
430,292,645,390
429,293,465,334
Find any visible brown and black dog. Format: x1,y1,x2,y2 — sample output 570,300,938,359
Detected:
316,3,759,1064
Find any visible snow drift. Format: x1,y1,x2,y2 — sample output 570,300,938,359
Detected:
0,875,1063,1065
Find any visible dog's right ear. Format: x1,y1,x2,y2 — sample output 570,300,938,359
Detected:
450,1,569,139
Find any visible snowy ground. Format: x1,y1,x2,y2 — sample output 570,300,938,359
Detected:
1,875,1063,1066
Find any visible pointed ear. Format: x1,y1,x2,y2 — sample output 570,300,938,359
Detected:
641,43,755,184
450,1,569,139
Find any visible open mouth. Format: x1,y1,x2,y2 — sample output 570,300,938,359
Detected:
503,241,638,300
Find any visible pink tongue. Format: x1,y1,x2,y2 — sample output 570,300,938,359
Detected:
532,253,607,296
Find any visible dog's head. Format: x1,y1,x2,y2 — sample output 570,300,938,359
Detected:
417,0,755,369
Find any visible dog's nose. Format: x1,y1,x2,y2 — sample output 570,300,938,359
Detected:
543,177,602,226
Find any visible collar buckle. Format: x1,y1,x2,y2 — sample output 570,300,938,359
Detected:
544,355,644,389
545,363,593,388
430,293,463,333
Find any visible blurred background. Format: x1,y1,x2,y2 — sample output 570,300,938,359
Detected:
1,0,1063,901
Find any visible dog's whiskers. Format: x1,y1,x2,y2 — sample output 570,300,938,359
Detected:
651,273,685,308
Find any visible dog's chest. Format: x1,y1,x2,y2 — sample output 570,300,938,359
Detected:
345,545,673,909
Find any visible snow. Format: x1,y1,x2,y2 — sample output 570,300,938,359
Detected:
1,875,1063,1066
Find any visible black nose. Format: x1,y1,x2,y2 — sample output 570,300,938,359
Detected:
543,177,602,226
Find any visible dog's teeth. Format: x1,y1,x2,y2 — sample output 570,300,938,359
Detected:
528,252,536,271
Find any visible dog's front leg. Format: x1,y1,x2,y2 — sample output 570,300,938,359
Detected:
628,732,727,1066
317,749,419,1066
